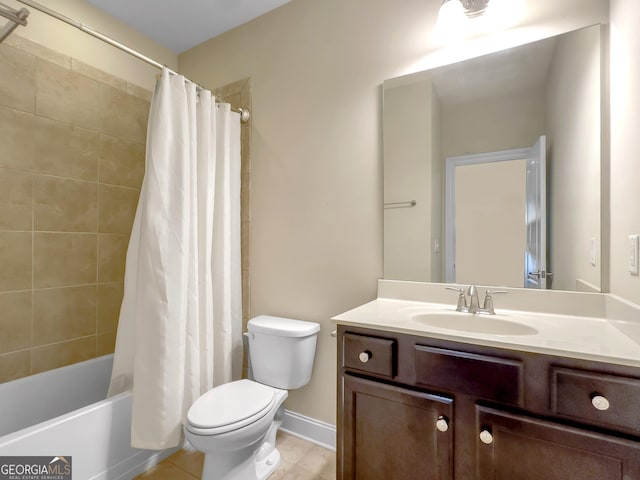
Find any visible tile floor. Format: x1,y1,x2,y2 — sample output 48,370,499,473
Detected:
135,431,336,480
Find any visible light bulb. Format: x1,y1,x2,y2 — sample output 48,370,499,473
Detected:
434,0,470,43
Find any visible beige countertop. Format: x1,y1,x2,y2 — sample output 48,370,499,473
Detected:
333,290,640,368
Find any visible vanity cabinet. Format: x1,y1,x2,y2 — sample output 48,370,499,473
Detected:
341,375,453,480
337,326,640,480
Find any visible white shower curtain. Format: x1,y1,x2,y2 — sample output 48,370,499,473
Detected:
108,68,243,450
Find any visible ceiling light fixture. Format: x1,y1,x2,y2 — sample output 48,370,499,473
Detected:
435,0,526,43
449,0,490,18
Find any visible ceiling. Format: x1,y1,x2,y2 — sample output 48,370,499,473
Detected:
86,0,291,53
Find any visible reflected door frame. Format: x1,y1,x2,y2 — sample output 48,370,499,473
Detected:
444,146,534,286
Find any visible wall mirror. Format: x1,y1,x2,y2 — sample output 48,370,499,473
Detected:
383,25,604,292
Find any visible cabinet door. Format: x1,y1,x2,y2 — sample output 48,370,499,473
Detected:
340,374,453,480
476,406,640,480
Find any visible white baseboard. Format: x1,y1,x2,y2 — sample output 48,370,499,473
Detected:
280,410,336,451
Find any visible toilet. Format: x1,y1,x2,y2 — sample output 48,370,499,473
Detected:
184,315,320,480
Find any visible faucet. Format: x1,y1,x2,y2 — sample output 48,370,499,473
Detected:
467,285,480,313
446,285,479,313
446,285,507,314
477,289,507,315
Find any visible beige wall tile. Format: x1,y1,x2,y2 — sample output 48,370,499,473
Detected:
0,291,31,354
0,350,30,383
99,134,145,188
0,44,36,113
36,60,100,131
97,331,117,356
99,184,139,234
0,232,32,292
34,176,98,232
97,282,123,333
0,105,34,171
34,116,99,181
31,336,96,374
71,58,127,91
100,85,149,143
33,286,97,346
127,82,153,102
98,234,128,283
34,233,97,288
4,35,71,69
0,168,32,231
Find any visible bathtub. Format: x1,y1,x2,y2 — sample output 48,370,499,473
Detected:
0,354,176,479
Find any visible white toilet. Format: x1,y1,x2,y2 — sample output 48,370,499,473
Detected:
185,315,320,480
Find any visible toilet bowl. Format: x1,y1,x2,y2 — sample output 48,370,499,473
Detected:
184,316,320,480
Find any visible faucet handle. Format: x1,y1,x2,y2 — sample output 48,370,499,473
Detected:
482,290,508,313
445,287,467,311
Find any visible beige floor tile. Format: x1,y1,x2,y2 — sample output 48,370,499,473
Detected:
136,432,336,479
134,462,197,480
276,432,314,465
270,459,295,480
295,444,336,479
166,449,204,477
279,464,326,480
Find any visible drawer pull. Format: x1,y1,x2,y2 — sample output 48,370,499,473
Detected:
435,416,449,432
358,351,372,363
591,394,610,411
479,429,493,445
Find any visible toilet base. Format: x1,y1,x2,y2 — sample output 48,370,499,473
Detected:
255,446,281,480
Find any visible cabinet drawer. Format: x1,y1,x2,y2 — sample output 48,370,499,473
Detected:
342,333,396,378
415,345,523,406
551,367,640,435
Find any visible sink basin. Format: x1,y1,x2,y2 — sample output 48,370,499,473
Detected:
412,312,538,336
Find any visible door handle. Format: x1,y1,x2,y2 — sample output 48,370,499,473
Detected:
528,271,553,279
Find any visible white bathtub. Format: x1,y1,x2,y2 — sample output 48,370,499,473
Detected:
0,355,176,479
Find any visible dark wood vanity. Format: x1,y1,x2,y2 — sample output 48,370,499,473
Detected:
337,325,640,479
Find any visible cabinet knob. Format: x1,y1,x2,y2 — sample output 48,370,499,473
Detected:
479,429,493,445
435,416,449,432
591,394,610,411
358,351,372,363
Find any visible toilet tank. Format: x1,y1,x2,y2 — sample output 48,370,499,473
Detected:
247,315,320,389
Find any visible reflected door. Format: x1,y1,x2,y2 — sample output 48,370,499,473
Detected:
525,136,548,289
445,137,547,288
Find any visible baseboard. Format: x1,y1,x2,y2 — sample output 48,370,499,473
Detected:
280,410,336,451
104,447,178,480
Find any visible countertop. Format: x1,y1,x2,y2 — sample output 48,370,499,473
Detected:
332,297,640,368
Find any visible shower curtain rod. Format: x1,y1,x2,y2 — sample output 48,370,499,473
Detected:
15,0,250,123
0,2,29,43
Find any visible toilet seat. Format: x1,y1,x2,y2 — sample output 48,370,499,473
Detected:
186,379,276,436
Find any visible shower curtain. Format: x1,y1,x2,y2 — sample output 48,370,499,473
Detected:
108,68,242,450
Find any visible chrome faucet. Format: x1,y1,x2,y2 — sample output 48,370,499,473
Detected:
467,285,480,313
446,285,507,315
446,285,479,313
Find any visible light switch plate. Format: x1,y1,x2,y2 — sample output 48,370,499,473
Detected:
629,235,639,275
590,237,596,266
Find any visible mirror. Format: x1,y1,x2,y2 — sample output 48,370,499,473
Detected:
383,25,603,292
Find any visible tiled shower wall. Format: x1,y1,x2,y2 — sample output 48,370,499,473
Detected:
0,36,151,383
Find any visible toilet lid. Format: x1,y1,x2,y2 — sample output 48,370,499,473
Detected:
187,379,275,430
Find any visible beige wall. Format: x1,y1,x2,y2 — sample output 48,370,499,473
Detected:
0,37,150,383
3,0,177,90
442,87,546,158
610,0,640,304
546,26,601,292
178,0,609,424
383,80,434,281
